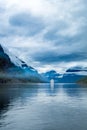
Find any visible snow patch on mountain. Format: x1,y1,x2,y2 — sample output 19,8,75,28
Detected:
1,44,36,72
2,45,24,68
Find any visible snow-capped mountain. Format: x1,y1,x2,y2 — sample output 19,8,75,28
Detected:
42,67,87,83
0,44,44,83
41,70,61,82
61,66,87,83
0,44,37,71
1,44,86,83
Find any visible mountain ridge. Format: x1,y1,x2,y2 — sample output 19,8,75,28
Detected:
42,67,87,83
0,44,44,83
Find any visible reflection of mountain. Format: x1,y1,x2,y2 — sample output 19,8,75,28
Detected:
0,84,39,117
0,44,44,83
43,83,82,97
0,84,87,130
0,83,84,115
42,67,87,83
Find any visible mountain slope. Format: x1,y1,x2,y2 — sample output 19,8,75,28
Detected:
0,45,15,70
41,70,60,83
0,44,44,83
77,77,87,84
42,67,87,83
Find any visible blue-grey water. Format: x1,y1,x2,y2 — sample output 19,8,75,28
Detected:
0,83,87,130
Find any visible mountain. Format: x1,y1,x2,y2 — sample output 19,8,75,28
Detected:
60,73,84,83
1,44,86,84
77,77,87,85
0,44,44,83
42,67,87,83
41,70,61,83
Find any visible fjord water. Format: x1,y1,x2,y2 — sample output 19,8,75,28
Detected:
0,83,87,130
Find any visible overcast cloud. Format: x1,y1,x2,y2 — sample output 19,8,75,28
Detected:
0,0,87,73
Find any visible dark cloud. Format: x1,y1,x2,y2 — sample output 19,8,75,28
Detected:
0,0,87,72
9,13,45,36
44,21,68,41
31,51,87,64
44,30,82,45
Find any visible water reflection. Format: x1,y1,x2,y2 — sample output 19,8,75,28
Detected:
0,84,38,116
50,79,54,91
0,83,87,112
0,83,87,130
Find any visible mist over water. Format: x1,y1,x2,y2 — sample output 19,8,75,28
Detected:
0,83,87,130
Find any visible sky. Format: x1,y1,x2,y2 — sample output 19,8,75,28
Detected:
0,0,87,73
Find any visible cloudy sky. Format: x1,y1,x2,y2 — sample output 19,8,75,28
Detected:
0,0,87,73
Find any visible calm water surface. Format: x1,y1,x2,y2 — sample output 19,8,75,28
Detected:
0,83,87,130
